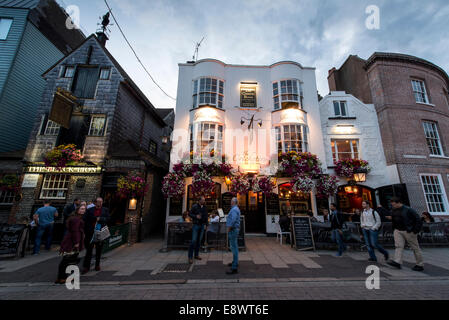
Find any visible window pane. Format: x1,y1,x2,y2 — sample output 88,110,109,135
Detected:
0,18,13,40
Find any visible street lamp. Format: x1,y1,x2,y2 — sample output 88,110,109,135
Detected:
128,198,137,210
353,168,368,183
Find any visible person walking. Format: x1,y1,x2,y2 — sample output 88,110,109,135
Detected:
63,198,80,235
386,197,424,271
55,205,86,284
33,200,59,255
329,203,347,257
188,196,208,264
226,197,241,275
360,201,389,262
82,197,110,274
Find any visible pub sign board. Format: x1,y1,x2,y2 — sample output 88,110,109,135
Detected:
291,216,315,251
240,85,257,108
49,88,76,129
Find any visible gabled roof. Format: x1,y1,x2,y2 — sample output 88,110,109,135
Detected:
0,0,39,8
42,33,168,127
155,108,174,120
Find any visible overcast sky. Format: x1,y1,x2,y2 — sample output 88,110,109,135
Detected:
59,0,449,109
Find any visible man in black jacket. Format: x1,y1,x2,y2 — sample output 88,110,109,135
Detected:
188,196,208,264
386,197,424,271
330,203,347,257
82,197,110,274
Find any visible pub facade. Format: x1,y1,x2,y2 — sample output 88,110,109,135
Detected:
167,59,328,234
11,33,173,243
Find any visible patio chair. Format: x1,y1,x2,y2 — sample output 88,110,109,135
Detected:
276,223,291,245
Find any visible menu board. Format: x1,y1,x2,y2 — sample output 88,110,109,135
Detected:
291,216,315,251
222,192,234,215
266,194,280,215
0,224,27,256
169,197,183,216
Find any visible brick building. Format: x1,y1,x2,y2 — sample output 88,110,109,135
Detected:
328,52,449,218
10,33,173,242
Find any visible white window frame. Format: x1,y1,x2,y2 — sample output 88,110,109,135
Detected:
423,121,443,156
275,124,308,153
88,115,107,136
192,77,225,109
0,190,15,204
412,79,429,104
44,120,60,136
190,122,224,158
331,139,360,163
419,174,449,214
0,18,13,40
40,174,71,200
272,79,304,110
333,101,348,117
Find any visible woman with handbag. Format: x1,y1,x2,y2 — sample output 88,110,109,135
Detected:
55,205,86,284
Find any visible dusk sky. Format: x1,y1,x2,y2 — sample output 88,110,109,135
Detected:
58,0,449,110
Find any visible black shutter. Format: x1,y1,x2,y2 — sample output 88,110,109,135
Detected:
72,67,99,98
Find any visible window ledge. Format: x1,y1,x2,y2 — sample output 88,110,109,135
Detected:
429,155,449,160
416,102,435,107
328,117,356,120
189,105,225,112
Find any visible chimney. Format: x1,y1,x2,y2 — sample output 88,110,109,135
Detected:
327,67,338,92
96,31,109,47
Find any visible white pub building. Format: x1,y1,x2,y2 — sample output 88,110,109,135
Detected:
167,59,327,234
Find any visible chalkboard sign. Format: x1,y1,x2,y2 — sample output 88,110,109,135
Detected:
222,192,234,215
167,223,193,247
291,216,315,251
0,224,27,256
227,216,245,250
266,193,280,215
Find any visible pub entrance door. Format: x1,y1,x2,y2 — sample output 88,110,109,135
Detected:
237,191,265,233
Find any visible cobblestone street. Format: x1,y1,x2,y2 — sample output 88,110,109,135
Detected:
1,236,449,300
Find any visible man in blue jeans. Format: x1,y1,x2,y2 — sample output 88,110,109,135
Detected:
188,196,208,264
330,203,347,257
226,197,241,275
33,200,59,255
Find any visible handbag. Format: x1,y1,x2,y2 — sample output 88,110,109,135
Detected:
92,223,111,243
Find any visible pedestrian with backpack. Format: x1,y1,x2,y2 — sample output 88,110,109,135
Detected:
360,201,389,262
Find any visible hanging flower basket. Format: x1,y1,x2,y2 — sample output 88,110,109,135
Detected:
172,161,233,178
230,173,251,195
43,144,83,169
162,172,185,199
291,175,315,193
0,175,20,193
315,175,339,198
117,172,149,199
252,176,276,194
334,159,371,178
191,171,215,197
278,151,322,177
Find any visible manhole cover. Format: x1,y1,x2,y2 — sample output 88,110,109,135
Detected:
162,263,191,273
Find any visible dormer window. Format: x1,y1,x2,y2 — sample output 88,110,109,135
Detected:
273,79,303,110
333,101,348,117
192,77,224,109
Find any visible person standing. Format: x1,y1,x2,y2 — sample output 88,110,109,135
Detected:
360,201,389,262
386,197,424,271
376,204,391,223
329,203,347,257
55,205,86,284
63,198,80,234
188,196,208,264
226,197,241,275
82,197,110,274
33,200,59,255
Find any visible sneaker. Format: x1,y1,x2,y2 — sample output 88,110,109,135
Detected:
387,261,401,269
194,256,202,260
412,265,424,272
368,258,377,262
226,269,238,275
335,253,343,257
227,263,239,267
32,253,40,256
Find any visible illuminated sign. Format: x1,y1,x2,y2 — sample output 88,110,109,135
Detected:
24,166,102,174
240,84,257,108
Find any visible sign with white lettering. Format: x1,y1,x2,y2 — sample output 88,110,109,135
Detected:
21,174,39,188
24,166,102,174
240,86,257,108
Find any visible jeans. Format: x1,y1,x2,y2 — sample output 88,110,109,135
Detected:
33,223,54,254
228,229,239,270
331,229,347,255
83,236,104,270
188,224,205,259
58,253,80,280
362,229,388,261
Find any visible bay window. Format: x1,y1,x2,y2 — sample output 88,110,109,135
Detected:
275,124,308,153
273,79,304,110
192,77,224,109
189,122,223,158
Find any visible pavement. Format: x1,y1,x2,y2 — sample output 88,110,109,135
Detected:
1,235,449,300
